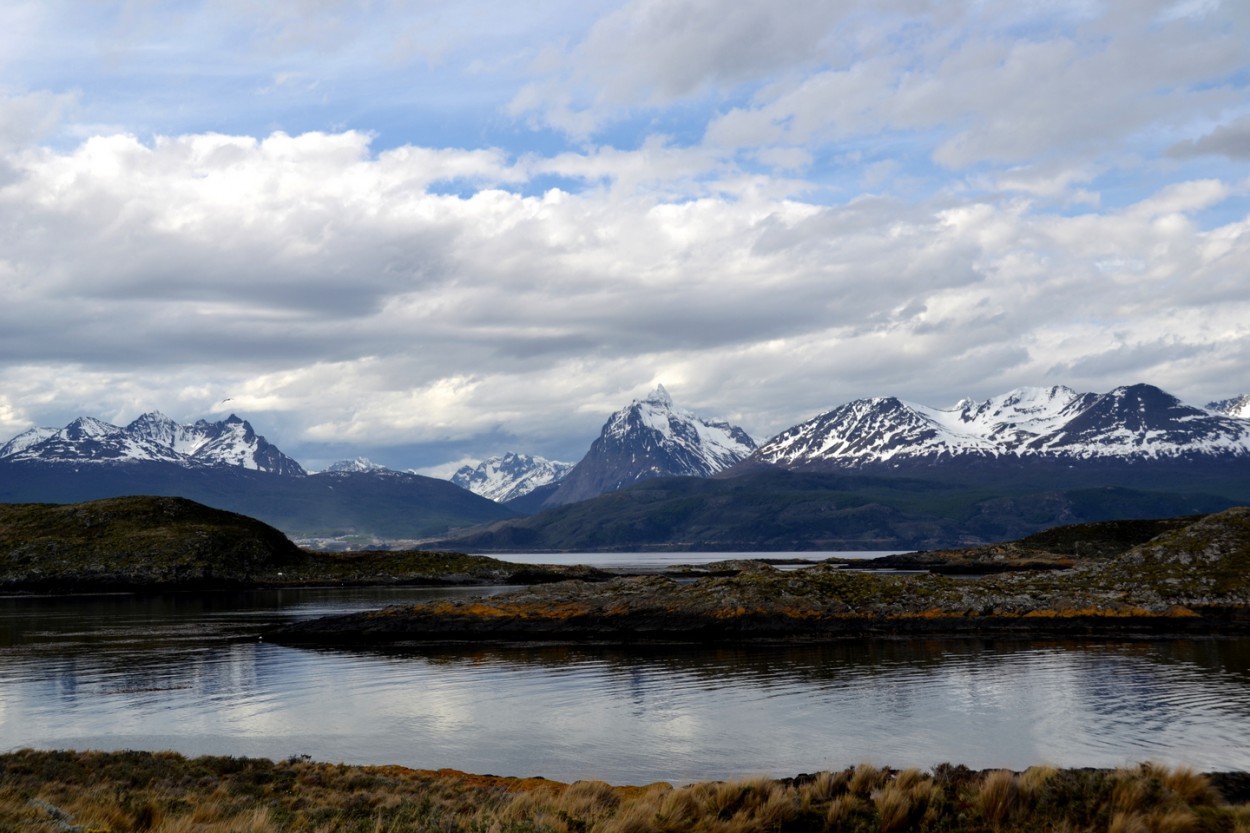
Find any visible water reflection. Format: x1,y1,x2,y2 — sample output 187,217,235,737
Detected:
3,590,1250,784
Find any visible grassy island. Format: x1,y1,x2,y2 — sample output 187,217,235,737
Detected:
271,507,1250,645
3,749,1249,833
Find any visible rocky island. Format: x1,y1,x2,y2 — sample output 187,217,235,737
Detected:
270,507,1250,646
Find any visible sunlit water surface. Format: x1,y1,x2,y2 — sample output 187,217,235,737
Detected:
3,583,1250,784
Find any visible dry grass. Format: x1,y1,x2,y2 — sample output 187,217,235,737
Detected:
978,769,1018,828
1,750,1247,833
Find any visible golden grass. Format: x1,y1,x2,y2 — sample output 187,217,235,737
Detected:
1,750,1247,833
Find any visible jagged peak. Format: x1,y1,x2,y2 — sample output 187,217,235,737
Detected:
1208,395,1250,418
64,416,119,436
0,410,304,475
129,410,175,424
325,457,388,473
643,384,673,407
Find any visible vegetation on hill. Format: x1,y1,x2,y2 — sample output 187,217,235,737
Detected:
275,507,1250,645
3,749,1249,833
0,496,304,590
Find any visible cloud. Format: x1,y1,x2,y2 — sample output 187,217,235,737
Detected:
509,0,856,137
698,1,1249,177
0,90,78,152
1167,117,1250,160
2,124,1249,466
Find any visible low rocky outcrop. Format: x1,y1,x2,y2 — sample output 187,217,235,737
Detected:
270,508,1250,646
849,515,1205,573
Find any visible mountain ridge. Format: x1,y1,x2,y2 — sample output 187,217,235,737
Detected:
1,411,305,476
750,383,1250,471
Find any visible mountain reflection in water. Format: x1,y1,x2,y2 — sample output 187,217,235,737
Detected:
2,587,1250,785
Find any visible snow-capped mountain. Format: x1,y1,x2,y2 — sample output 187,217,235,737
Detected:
451,452,575,503
0,426,59,459
0,412,305,475
545,385,757,506
324,457,392,474
1208,395,1250,419
752,384,1250,470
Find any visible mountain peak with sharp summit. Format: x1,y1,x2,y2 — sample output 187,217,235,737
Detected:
324,457,391,473
644,384,673,407
543,386,757,506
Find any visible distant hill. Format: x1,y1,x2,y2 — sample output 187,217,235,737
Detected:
0,459,516,541
427,463,1247,552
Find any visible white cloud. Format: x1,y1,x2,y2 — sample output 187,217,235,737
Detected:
2,125,1248,467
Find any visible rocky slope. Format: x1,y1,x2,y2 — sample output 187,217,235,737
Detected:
272,507,1250,645
1209,394,1250,419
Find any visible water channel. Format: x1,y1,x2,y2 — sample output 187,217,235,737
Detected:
3,560,1250,785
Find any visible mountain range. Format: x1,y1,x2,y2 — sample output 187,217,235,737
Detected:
1,383,1248,548
751,384,1250,471
1,412,306,475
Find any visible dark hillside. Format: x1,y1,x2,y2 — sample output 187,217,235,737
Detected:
428,466,1239,552
0,496,303,590
0,460,516,540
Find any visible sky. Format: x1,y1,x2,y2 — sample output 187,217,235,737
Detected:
1,0,1248,474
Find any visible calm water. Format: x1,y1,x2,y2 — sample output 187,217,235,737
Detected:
3,585,1250,784
487,551,899,568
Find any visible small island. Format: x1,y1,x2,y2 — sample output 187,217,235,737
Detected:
270,507,1250,646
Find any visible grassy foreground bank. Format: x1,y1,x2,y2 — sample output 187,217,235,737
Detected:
3,750,1250,833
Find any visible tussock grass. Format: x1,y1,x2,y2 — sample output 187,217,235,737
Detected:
2,750,1247,833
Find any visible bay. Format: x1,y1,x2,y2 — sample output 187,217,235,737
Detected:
3,579,1250,785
